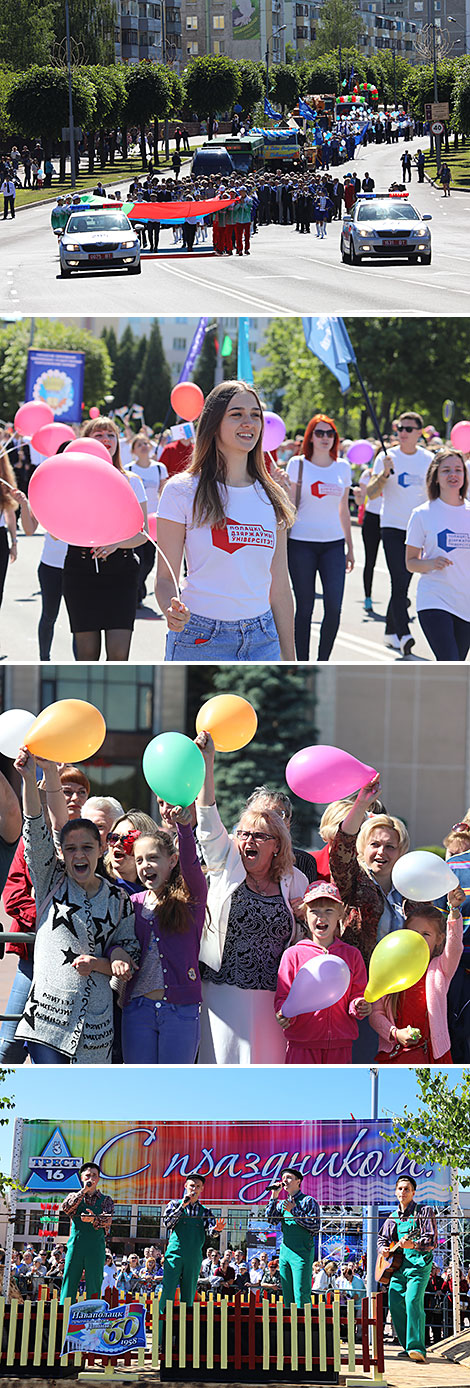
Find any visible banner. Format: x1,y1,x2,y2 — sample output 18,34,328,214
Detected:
302,316,356,393
61,1300,146,1358
237,318,253,385
232,0,260,40
25,350,85,423
178,318,209,384
17,1120,450,1207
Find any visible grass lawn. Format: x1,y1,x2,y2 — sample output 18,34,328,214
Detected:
13,149,192,210
423,143,470,189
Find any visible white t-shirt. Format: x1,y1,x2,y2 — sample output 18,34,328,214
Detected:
360,466,381,517
286,455,351,542
40,534,68,568
157,473,278,619
373,446,431,530
406,498,470,620
126,460,168,513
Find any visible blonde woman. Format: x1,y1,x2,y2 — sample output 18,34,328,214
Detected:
329,774,410,965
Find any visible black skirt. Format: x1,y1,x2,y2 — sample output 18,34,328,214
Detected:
63,546,139,633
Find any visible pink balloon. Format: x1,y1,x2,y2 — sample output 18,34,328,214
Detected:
14,401,54,435
348,440,375,466
31,422,76,455
282,955,351,1017
263,412,286,452
89,406,100,419
147,513,157,541
63,438,112,463
450,420,470,452
28,454,144,547
286,744,377,803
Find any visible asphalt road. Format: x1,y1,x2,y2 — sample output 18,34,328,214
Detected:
0,520,436,665
1,137,469,316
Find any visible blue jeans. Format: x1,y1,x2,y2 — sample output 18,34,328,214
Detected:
418,608,470,662
28,1041,71,1064
165,609,281,662
122,996,201,1063
288,537,346,660
0,956,33,1063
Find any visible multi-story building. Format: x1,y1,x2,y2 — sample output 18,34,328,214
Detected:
114,0,182,70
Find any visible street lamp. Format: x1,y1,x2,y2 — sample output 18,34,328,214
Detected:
64,0,76,187
265,24,287,102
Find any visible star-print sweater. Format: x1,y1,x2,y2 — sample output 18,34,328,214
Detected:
15,812,140,1063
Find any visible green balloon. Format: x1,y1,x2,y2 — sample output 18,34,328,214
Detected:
142,732,205,808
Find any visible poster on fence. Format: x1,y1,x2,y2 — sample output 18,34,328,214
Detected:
61,1300,146,1358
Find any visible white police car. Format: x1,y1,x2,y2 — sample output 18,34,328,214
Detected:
59,210,141,276
341,193,432,266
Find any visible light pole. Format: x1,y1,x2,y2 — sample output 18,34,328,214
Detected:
64,0,76,187
265,24,287,102
366,1068,379,1304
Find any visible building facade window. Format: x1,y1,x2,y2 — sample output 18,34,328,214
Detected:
213,14,225,26
186,16,198,27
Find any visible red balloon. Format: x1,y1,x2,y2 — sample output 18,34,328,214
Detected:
89,406,100,419
170,382,204,422
63,438,112,463
31,422,76,455
14,401,54,435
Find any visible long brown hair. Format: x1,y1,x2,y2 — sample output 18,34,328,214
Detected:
186,381,295,529
81,416,125,473
0,449,18,518
134,829,194,934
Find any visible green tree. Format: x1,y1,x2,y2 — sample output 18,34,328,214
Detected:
0,67,15,138
56,0,115,66
193,334,218,397
386,1069,470,1185
183,56,242,139
0,1068,16,1201
0,320,114,419
269,64,301,114
305,55,339,95
123,63,171,169
237,59,264,115
0,0,56,68
6,64,95,157
314,0,360,54
111,325,140,408
453,63,470,135
185,667,318,842
84,65,126,173
131,320,172,429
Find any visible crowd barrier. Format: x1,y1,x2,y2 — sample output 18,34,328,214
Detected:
0,1287,385,1381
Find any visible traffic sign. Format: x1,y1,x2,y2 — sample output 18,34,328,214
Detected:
431,121,445,135
431,102,449,120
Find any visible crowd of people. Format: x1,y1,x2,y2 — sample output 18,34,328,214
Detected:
2,384,468,664
1,720,469,1067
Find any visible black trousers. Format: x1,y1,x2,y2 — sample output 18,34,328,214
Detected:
361,511,381,599
381,526,411,638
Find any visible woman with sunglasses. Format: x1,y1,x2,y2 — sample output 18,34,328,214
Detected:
156,381,295,662
104,811,159,895
195,732,307,1064
62,417,148,663
126,431,168,606
286,414,354,660
368,412,431,657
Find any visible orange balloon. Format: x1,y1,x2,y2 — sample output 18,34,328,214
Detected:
25,700,106,762
170,382,204,422
195,694,257,752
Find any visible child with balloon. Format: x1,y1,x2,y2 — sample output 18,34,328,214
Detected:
370,889,464,1063
274,881,371,1064
120,806,208,1064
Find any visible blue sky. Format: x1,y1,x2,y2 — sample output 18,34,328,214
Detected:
0,1065,464,1178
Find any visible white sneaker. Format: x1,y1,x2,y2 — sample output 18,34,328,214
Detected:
384,634,400,650
400,635,415,656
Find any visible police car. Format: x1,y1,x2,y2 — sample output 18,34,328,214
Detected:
340,193,432,266
59,210,141,277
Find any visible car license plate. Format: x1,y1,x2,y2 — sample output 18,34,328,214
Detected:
89,252,113,260
384,239,407,247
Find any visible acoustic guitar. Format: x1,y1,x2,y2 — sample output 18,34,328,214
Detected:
375,1242,404,1287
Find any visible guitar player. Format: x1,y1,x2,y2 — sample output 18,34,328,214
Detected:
376,1175,437,1363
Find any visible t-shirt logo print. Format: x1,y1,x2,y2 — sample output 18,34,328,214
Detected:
437,528,470,552
211,518,275,553
310,481,343,499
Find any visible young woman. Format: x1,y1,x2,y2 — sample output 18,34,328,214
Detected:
406,447,470,661
156,381,295,662
126,431,168,605
286,415,354,660
62,416,148,662
12,748,140,1065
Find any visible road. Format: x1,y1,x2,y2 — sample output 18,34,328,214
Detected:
1,138,469,315
1,520,436,665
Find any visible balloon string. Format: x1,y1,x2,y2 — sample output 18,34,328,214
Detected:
142,530,181,602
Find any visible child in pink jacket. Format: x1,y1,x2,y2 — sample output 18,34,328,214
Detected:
370,887,464,1064
274,881,371,1064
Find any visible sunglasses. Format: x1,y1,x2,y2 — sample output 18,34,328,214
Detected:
107,829,141,852
451,822,470,833
313,428,335,439
396,425,419,433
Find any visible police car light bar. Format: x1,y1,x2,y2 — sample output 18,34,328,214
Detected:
356,192,409,200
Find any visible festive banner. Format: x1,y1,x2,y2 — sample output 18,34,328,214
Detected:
61,1300,146,1358
122,198,239,222
232,0,260,41
24,350,85,423
17,1120,450,1207
178,318,209,384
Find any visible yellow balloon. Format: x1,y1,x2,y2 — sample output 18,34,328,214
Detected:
364,929,430,1004
195,694,258,752
25,699,106,762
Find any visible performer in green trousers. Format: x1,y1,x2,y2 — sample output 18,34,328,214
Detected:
59,1162,114,1305
377,1175,437,1363
159,1176,225,1344
266,1167,320,1307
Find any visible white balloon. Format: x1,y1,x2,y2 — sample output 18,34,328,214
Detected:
282,954,351,1018
0,709,35,759
392,850,458,902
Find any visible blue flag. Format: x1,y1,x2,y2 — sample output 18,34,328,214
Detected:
237,318,253,384
298,98,316,121
178,317,208,382
302,317,356,393
264,97,280,119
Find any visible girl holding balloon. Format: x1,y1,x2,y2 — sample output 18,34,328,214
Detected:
406,447,470,662
286,415,354,661
62,417,148,662
370,889,464,1063
156,381,296,662
274,881,371,1064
